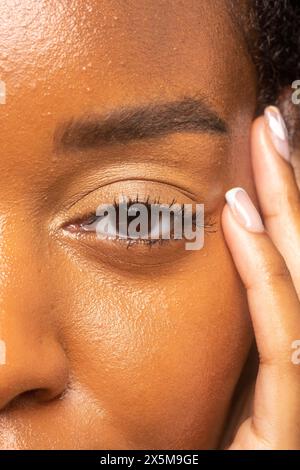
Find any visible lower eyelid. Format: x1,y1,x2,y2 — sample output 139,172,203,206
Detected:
60,215,218,272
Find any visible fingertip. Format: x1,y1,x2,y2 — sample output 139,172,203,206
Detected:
223,187,265,234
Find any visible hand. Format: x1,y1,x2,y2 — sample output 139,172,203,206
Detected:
221,106,300,450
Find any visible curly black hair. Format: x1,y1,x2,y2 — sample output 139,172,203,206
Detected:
245,1,299,145
251,1,300,108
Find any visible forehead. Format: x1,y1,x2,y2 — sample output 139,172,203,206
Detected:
0,0,255,165
0,0,252,96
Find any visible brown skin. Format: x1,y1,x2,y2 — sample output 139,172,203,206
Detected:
0,0,258,449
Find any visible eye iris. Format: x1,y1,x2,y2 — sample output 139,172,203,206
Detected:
117,204,152,239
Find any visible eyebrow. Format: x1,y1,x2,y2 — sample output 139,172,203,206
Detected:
54,96,228,152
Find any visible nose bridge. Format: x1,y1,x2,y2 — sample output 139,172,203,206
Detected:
0,217,68,410
0,217,49,337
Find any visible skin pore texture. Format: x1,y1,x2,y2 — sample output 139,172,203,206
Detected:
0,0,259,449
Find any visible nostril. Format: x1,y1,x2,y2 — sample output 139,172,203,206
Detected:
20,387,65,403
1,389,40,412
2,387,65,412
0,339,69,412
31,387,65,403
19,389,47,402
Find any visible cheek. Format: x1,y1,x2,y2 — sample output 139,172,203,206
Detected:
50,219,251,449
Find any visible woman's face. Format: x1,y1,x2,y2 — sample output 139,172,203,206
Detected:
0,0,257,449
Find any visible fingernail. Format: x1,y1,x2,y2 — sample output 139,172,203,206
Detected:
225,187,265,233
264,106,290,162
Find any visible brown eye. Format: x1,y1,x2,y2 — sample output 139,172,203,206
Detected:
68,196,215,251
78,201,185,244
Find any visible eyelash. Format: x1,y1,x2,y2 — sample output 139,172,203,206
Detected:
70,195,217,248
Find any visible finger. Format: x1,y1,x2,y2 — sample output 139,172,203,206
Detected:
252,109,300,296
222,192,300,445
222,197,300,366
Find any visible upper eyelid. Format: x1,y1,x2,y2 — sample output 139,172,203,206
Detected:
71,197,190,225
63,178,198,212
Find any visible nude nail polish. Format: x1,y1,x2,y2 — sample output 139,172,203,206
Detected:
225,187,265,233
264,106,290,162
